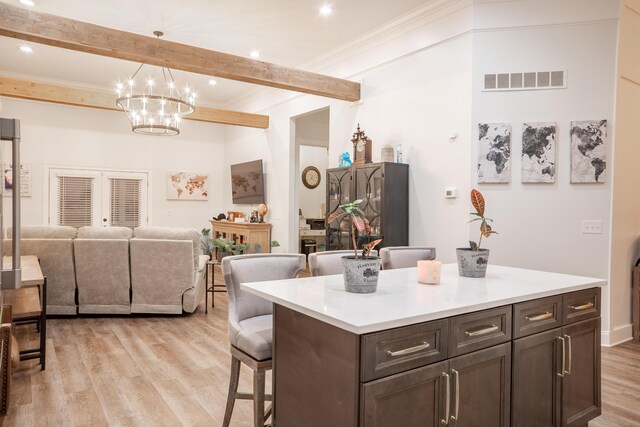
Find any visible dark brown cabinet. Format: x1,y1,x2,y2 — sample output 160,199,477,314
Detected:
512,318,601,427
326,162,408,251
361,360,448,427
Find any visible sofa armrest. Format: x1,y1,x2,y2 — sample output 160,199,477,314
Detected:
198,255,209,272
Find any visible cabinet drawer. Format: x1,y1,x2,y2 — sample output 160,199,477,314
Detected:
449,306,512,357
361,319,448,382
514,295,563,338
563,288,600,325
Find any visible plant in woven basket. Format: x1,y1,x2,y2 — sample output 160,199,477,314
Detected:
468,189,498,250
327,199,382,259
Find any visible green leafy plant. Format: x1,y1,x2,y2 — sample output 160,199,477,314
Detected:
468,189,498,251
200,228,215,259
327,199,382,259
213,237,248,255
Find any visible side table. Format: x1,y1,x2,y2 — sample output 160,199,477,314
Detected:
205,260,227,314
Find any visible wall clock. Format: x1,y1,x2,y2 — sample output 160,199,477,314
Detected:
302,166,321,189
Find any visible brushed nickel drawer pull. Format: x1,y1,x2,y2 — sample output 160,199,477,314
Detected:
387,341,430,357
557,336,566,377
525,312,553,321
465,325,499,337
564,334,572,375
441,372,450,425
451,369,460,421
570,302,594,311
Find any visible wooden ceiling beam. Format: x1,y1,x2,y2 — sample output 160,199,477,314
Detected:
0,76,270,129
0,3,361,102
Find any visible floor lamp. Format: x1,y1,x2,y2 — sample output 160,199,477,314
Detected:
0,118,21,289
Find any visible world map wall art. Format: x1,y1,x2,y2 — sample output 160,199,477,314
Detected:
570,120,607,183
478,123,511,183
521,122,556,183
166,171,209,200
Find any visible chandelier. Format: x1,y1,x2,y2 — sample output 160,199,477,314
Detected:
115,31,196,136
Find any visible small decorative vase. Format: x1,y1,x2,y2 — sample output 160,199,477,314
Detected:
341,256,381,293
381,145,395,163
456,248,490,278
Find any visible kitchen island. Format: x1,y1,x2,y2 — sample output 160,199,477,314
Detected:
241,264,605,427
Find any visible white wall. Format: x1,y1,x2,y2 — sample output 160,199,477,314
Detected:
471,0,619,341
298,145,328,220
0,97,226,231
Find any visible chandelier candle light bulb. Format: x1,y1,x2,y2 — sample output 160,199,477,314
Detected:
115,30,195,136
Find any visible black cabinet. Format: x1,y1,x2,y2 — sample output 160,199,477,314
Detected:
326,162,408,251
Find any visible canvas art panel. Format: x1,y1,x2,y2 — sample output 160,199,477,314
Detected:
570,120,607,183
166,171,209,200
521,122,557,183
478,123,511,183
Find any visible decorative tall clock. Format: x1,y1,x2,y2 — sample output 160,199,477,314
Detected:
351,124,372,165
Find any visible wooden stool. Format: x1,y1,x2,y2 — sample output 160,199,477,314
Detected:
223,345,272,427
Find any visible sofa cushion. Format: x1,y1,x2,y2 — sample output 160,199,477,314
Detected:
7,225,77,239
133,226,200,268
77,226,133,239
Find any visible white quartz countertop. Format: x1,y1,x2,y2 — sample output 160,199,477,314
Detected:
240,264,606,334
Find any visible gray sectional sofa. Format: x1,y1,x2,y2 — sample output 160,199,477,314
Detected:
4,225,207,315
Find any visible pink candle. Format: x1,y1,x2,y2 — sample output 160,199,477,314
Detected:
417,260,442,285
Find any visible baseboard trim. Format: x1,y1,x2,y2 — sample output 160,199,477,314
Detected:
601,324,634,347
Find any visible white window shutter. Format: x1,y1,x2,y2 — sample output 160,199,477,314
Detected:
108,177,142,228
56,175,95,228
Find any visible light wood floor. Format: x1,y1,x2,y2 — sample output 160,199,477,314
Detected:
7,295,640,426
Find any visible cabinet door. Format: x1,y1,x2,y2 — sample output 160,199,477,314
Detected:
561,318,601,426
361,360,448,427
512,328,563,427
448,343,511,427
326,168,352,250
353,165,383,245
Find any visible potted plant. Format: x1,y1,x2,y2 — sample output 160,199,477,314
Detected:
200,228,215,260
327,199,382,293
457,189,497,278
213,237,249,261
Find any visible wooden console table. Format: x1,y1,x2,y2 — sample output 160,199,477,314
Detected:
1,255,47,369
209,221,272,254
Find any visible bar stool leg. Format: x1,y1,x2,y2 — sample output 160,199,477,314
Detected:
222,355,241,427
253,369,266,427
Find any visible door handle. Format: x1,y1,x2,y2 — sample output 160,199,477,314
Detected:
557,336,566,377
525,312,553,321
465,325,499,337
450,369,460,422
441,372,450,425
564,334,572,375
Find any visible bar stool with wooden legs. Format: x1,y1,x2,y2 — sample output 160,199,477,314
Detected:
221,253,306,427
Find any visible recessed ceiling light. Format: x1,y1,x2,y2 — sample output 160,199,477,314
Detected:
208,79,217,86
19,0,35,6
320,4,333,16
250,50,260,59
18,45,33,53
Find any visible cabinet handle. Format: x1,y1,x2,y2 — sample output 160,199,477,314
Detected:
441,372,450,425
387,341,430,357
450,369,460,422
525,312,553,321
557,336,566,377
465,325,499,337
564,334,572,375
570,302,594,311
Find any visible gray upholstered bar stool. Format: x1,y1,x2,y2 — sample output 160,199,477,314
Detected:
308,249,378,276
380,246,436,270
221,253,306,427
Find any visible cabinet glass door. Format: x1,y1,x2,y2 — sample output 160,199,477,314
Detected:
354,165,382,246
326,168,352,250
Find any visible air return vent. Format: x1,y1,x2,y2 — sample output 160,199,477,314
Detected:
483,70,566,91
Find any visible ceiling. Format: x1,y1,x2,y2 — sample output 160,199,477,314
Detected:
0,0,430,108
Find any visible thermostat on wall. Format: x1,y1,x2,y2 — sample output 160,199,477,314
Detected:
445,187,457,199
